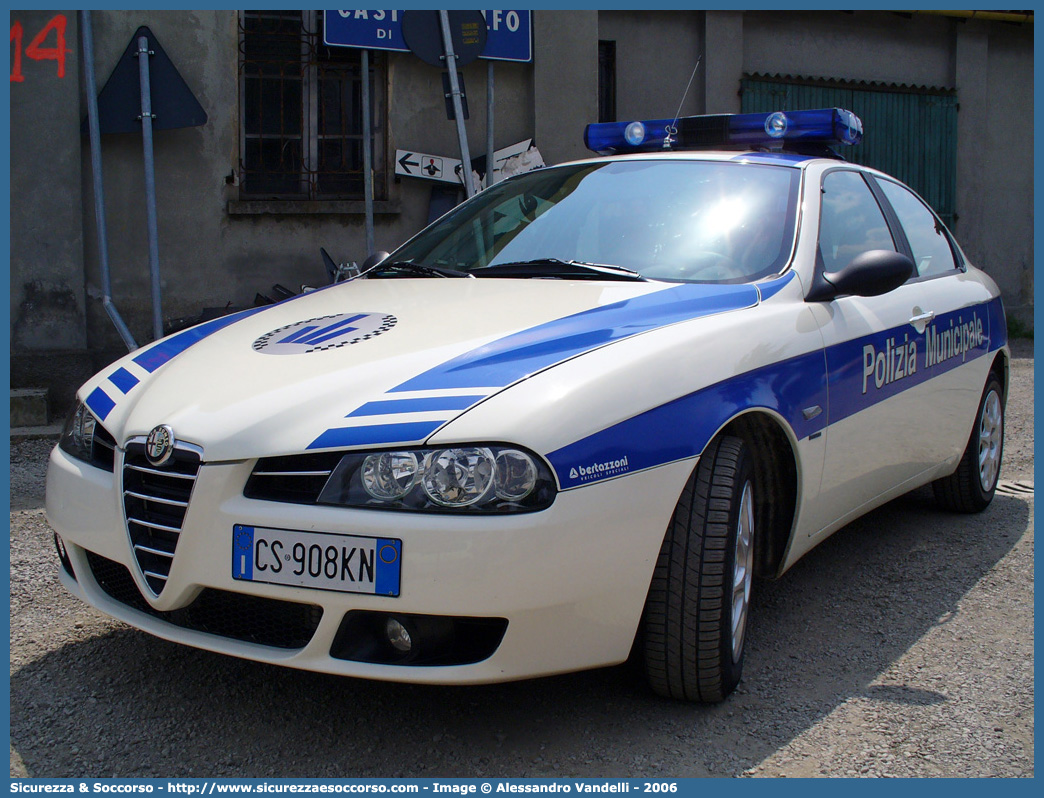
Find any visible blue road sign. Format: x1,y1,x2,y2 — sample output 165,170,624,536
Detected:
324,9,532,62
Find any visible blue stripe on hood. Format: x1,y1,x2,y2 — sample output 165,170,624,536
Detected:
130,285,339,374
133,306,269,373
390,277,790,393
86,386,116,421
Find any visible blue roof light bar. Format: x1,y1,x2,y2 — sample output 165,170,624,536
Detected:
584,108,864,155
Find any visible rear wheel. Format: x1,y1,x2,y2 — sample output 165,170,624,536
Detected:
933,375,1005,512
642,435,754,702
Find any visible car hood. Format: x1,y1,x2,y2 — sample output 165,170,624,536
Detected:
81,276,782,461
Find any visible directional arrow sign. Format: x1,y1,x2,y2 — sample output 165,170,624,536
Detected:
395,149,462,184
488,138,531,179
396,140,536,185
397,152,419,172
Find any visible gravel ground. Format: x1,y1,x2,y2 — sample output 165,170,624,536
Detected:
10,340,1033,778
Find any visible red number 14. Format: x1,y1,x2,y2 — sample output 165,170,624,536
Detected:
11,14,69,83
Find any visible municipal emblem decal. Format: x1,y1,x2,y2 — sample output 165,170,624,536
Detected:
145,425,175,466
253,312,397,354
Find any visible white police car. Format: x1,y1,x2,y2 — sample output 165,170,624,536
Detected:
46,109,1007,702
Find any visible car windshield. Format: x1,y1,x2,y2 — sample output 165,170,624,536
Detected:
387,159,801,283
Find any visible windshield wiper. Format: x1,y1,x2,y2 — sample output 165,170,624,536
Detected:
473,258,647,281
367,261,473,279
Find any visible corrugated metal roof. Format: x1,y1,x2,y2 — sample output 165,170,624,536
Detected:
745,72,955,95
915,10,1032,25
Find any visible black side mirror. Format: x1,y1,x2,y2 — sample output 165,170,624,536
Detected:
807,250,915,301
361,250,390,271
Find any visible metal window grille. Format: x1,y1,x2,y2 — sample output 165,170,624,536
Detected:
238,10,386,200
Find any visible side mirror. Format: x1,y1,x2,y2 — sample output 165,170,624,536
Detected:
361,250,390,271
808,250,915,301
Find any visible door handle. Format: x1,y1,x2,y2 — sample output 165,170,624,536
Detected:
909,310,935,325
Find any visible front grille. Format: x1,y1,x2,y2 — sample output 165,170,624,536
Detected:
122,442,201,595
244,451,343,505
86,551,323,649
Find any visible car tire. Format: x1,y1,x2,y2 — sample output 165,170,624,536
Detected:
932,375,1004,513
642,434,755,702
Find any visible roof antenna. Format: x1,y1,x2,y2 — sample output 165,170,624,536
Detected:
664,55,702,150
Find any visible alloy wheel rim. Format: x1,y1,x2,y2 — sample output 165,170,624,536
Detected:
731,480,755,663
978,389,1003,493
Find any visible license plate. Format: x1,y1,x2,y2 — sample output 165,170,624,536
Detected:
232,525,400,597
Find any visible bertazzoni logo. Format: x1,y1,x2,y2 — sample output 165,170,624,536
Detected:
253,312,397,354
568,455,630,483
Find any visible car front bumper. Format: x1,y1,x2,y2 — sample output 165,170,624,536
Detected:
45,445,694,684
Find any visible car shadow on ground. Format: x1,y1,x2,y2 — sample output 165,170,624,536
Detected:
10,488,1031,778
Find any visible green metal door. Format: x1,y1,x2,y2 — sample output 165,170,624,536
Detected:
740,77,958,226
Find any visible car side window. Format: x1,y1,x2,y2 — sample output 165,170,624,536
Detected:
818,170,896,274
878,179,958,278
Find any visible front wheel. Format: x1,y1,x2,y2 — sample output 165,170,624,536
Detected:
933,375,1005,512
642,435,755,702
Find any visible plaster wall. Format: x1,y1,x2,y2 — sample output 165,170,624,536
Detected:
598,11,704,121
10,10,86,351
744,11,954,89
979,25,1034,319
533,10,598,166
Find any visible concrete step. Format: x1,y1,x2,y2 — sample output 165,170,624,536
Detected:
11,388,48,428
11,423,63,441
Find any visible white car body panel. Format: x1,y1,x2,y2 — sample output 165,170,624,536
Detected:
45,147,1009,686
79,279,675,463
49,443,694,681
805,281,938,532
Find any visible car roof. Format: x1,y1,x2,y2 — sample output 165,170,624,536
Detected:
559,149,845,171
554,150,905,189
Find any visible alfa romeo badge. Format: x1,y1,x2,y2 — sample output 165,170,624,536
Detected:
145,425,175,466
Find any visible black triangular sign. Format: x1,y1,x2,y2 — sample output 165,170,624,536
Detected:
81,26,207,135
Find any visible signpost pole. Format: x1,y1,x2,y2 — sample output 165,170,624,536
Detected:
486,60,495,188
136,34,164,341
438,10,476,198
361,48,375,257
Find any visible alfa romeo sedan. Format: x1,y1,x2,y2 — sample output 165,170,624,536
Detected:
46,108,1006,702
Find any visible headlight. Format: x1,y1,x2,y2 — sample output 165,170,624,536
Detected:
361,451,421,500
59,402,98,463
421,448,495,507
58,401,116,471
317,444,557,513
